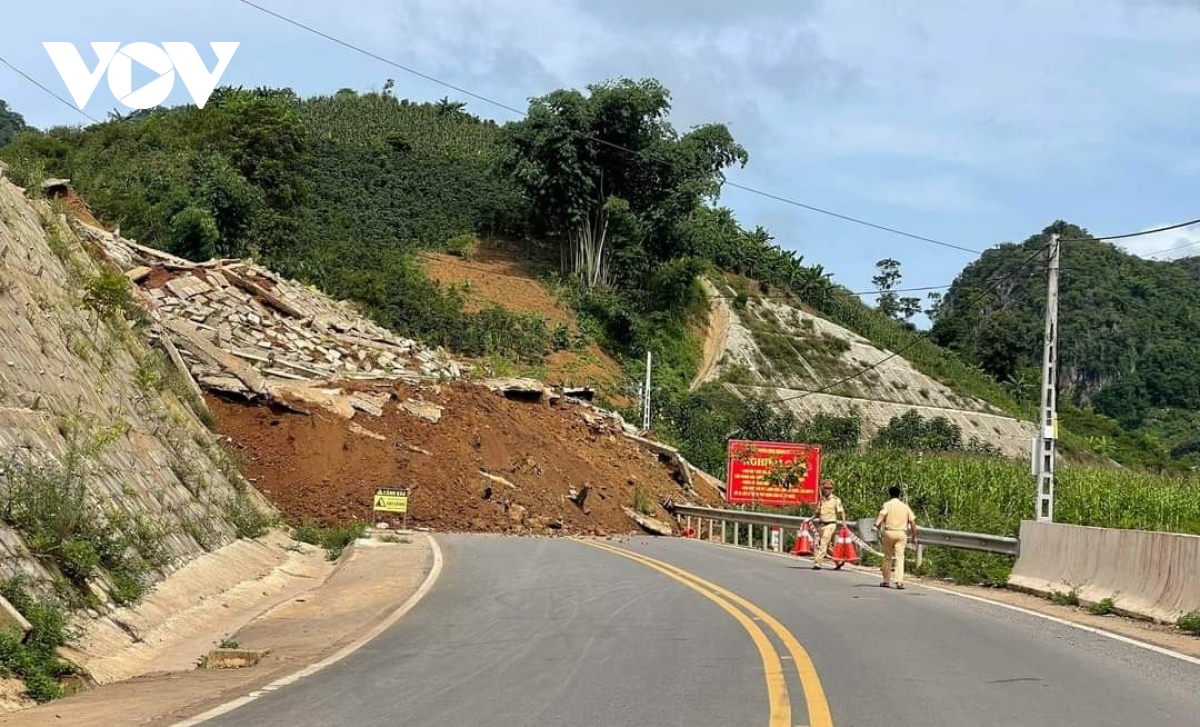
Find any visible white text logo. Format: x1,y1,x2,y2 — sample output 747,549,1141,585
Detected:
43,42,240,111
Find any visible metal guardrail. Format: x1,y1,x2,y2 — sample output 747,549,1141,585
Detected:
670,504,1020,557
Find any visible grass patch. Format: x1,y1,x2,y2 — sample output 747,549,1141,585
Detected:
0,422,166,607
0,577,76,703
293,521,367,560
1050,589,1081,607
225,490,274,540
632,485,654,516
1179,611,1200,636
1088,596,1117,616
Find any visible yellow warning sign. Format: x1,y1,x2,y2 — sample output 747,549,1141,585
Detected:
373,487,409,513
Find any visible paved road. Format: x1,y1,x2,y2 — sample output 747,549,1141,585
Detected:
200,534,1200,727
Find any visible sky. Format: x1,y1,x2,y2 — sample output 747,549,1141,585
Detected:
4,0,1200,322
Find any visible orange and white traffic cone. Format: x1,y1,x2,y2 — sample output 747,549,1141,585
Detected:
791,520,814,556
831,524,859,569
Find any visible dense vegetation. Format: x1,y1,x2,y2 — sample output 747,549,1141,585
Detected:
0,100,25,148
931,221,1200,469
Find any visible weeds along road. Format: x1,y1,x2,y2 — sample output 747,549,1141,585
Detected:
195,534,1200,727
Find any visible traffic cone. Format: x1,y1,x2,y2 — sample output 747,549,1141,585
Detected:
791,521,814,556
831,524,859,567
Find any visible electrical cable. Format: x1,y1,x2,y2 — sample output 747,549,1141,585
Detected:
0,53,101,124
235,0,984,255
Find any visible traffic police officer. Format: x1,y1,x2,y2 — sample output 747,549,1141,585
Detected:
811,479,846,570
874,484,917,589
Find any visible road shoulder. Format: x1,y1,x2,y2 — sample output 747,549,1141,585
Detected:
0,532,438,727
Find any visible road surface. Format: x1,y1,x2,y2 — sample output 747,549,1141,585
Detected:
197,534,1200,727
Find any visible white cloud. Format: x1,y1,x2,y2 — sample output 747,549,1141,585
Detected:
1119,224,1200,259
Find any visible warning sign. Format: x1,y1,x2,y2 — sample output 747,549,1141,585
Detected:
373,487,409,514
725,439,820,507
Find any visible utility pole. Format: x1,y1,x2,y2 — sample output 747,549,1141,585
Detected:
1035,233,1060,522
642,351,652,431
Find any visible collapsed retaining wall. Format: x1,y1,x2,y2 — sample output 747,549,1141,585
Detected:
1008,520,1200,623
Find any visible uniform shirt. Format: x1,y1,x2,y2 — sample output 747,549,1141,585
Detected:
817,494,845,522
878,498,915,530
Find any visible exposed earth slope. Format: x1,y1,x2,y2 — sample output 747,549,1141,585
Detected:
694,278,1038,457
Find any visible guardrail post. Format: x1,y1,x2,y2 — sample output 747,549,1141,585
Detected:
916,544,924,569
721,520,727,544
707,519,714,541
686,515,693,536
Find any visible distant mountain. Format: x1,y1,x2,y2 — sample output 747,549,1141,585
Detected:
931,221,1200,465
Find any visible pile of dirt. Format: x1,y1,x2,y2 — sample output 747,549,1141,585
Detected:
206,380,720,536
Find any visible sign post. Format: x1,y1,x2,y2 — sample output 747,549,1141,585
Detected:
373,487,409,530
725,439,821,508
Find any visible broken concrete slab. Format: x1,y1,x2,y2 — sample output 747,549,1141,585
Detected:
622,506,675,536
349,394,386,417
125,266,152,284
164,275,212,300
397,399,443,424
480,471,518,490
348,421,387,441
163,319,269,396
269,384,355,420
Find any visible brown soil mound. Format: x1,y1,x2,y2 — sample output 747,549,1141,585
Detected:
206,380,714,536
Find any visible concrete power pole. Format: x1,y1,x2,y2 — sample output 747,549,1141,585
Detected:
1035,233,1061,522
642,351,652,431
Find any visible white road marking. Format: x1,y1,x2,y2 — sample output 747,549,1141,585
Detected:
665,537,1200,668
169,533,445,726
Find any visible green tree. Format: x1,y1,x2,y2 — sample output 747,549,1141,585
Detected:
872,258,902,319
499,78,748,290
0,99,25,148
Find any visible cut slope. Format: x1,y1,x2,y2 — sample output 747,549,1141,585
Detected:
421,241,626,400
696,278,1038,457
0,177,273,612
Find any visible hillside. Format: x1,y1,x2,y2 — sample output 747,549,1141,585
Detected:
418,239,628,405
694,277,1037,457
931,221,1200,469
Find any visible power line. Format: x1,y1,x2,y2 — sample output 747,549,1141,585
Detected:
767,241,1054,405
1060,218,1200,242
0,53,101,124
1140,238,1200,259
235,0,983,256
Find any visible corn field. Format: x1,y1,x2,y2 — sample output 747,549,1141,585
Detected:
768,450,1200,585
815,450,1200,537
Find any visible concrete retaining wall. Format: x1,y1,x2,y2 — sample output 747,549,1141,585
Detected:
1008,520,1200,623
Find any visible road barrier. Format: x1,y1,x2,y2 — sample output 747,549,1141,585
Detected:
1009,520,1200,623
668,504,1020,558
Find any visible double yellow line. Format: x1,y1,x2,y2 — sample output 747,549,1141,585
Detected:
577,538,833,727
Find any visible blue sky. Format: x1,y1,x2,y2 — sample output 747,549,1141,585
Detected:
5,0,1200,322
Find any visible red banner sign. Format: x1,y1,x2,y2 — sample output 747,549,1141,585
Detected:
725,439,821,507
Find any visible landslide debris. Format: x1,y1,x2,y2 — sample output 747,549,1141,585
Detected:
206,379,720,536
72,193,717,537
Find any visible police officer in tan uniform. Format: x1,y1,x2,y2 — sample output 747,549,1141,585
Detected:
874,485,917,589
811,480,846,570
